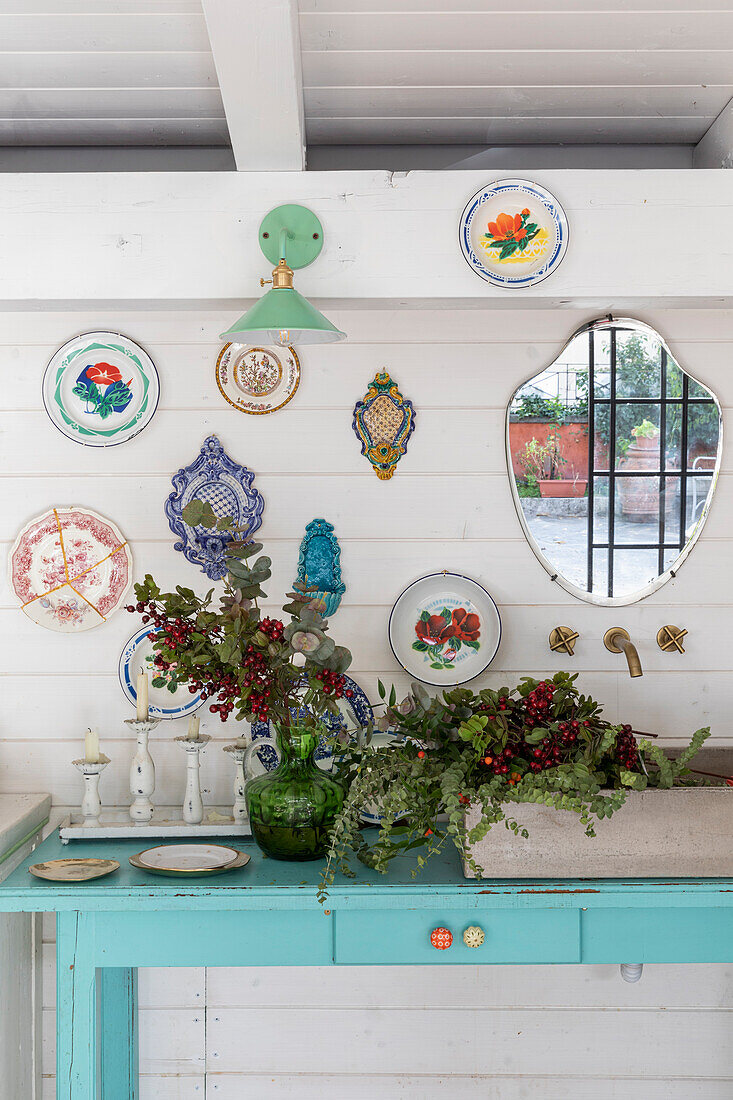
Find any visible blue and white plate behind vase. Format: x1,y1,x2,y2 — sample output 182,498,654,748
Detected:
118,626,205,720
459,178,568,289
249,674,373,772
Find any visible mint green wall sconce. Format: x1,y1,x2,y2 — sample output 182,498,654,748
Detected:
220,204,346,347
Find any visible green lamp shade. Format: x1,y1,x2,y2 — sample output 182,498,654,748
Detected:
220,287,346,346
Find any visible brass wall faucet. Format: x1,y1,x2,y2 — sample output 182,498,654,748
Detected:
603,627,643,678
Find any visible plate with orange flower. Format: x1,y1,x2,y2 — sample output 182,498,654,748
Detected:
42,331,159,447
459,179,568,288
388,573,502,686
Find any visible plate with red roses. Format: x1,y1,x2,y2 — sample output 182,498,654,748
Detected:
388,572,501,686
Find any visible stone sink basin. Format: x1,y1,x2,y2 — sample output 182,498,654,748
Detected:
463,748,733,879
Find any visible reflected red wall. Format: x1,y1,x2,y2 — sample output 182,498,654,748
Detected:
509,420,589,479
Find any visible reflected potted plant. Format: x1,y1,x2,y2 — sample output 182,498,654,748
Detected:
518,432,587,499
127,500,354,862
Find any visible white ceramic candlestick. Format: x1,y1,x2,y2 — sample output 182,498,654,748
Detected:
125,718,160,824
73,756,110,827
175,734,211,825
223,740,248,823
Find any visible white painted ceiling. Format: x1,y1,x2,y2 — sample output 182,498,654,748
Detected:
0,0,730,152
299,0,733,146
0,0,227,147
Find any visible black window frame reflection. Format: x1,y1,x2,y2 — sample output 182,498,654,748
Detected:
587,325,717,598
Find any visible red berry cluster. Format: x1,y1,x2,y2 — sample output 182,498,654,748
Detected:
481,745,518,777
259,617,284,642
521,680,555,727
615,723,639,769
313,667,350,699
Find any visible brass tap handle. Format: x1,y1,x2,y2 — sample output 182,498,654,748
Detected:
549,626,579,656
656,625,687,653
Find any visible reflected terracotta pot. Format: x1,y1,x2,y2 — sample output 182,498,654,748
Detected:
538,479,588,498
618,437,668,519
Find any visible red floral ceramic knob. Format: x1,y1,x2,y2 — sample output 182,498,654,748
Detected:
430,927,453,950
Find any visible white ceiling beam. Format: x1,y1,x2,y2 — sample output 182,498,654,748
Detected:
694,97,733,168
202,0,305,171
0,169,731,306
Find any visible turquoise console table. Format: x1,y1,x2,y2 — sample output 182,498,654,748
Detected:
2,830,733,1099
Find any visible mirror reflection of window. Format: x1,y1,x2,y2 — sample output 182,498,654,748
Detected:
507,318,722,605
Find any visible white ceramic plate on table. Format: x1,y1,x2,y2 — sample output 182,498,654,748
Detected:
130,844,250,878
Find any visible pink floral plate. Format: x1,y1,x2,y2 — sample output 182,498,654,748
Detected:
215,343,300,414
388,572,502,686
8,507,133,632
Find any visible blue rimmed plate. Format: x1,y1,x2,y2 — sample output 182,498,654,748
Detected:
118,625,204,720
249,674,373,772
459,179,568,288
42,331,160,447
389,572,502,687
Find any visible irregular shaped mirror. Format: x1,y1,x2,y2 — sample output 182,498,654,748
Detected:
507,318,722,604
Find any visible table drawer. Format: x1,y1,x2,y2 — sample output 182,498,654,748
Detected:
97,909,334,967
582,907,733,963
334,908,580,965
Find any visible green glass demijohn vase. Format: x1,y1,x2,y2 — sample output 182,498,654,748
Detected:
244,724,344,861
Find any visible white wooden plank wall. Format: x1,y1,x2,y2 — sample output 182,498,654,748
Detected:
5,306,732,1097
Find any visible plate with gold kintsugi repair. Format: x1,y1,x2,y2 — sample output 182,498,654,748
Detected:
459,179,568,288
216,343,300,414
388,572,502,686
8,506,133,632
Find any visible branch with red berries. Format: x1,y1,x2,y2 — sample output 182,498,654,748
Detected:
126,501,354,736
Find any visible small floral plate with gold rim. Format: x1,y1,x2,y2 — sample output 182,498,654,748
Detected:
459,178,568,288
215,343,300,414
30,858,120,882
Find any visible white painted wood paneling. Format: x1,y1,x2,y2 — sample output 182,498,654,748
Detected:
16,306,733,1098
298,1,733,147
300,10,733,52
0,1,227,151
695,97,733,169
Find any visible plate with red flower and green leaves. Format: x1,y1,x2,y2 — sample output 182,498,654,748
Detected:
459,178,568,288
42,331,160,447
388,573,501,686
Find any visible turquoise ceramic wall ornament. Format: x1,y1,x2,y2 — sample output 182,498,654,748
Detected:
352,372,416,479
295,518,345,617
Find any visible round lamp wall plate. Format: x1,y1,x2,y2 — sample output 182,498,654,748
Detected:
216,343,300,414
259,204,324,269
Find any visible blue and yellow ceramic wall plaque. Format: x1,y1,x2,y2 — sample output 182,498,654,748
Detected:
352,372,416,479
295,518,345,617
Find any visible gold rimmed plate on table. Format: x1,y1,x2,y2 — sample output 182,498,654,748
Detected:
129,843,250,878
30,858,120,882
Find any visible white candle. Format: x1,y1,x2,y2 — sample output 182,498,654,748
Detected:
186,714,200,741
84,727,100,764
136,667,149,721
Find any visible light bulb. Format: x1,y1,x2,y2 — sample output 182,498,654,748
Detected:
276,329,291,346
